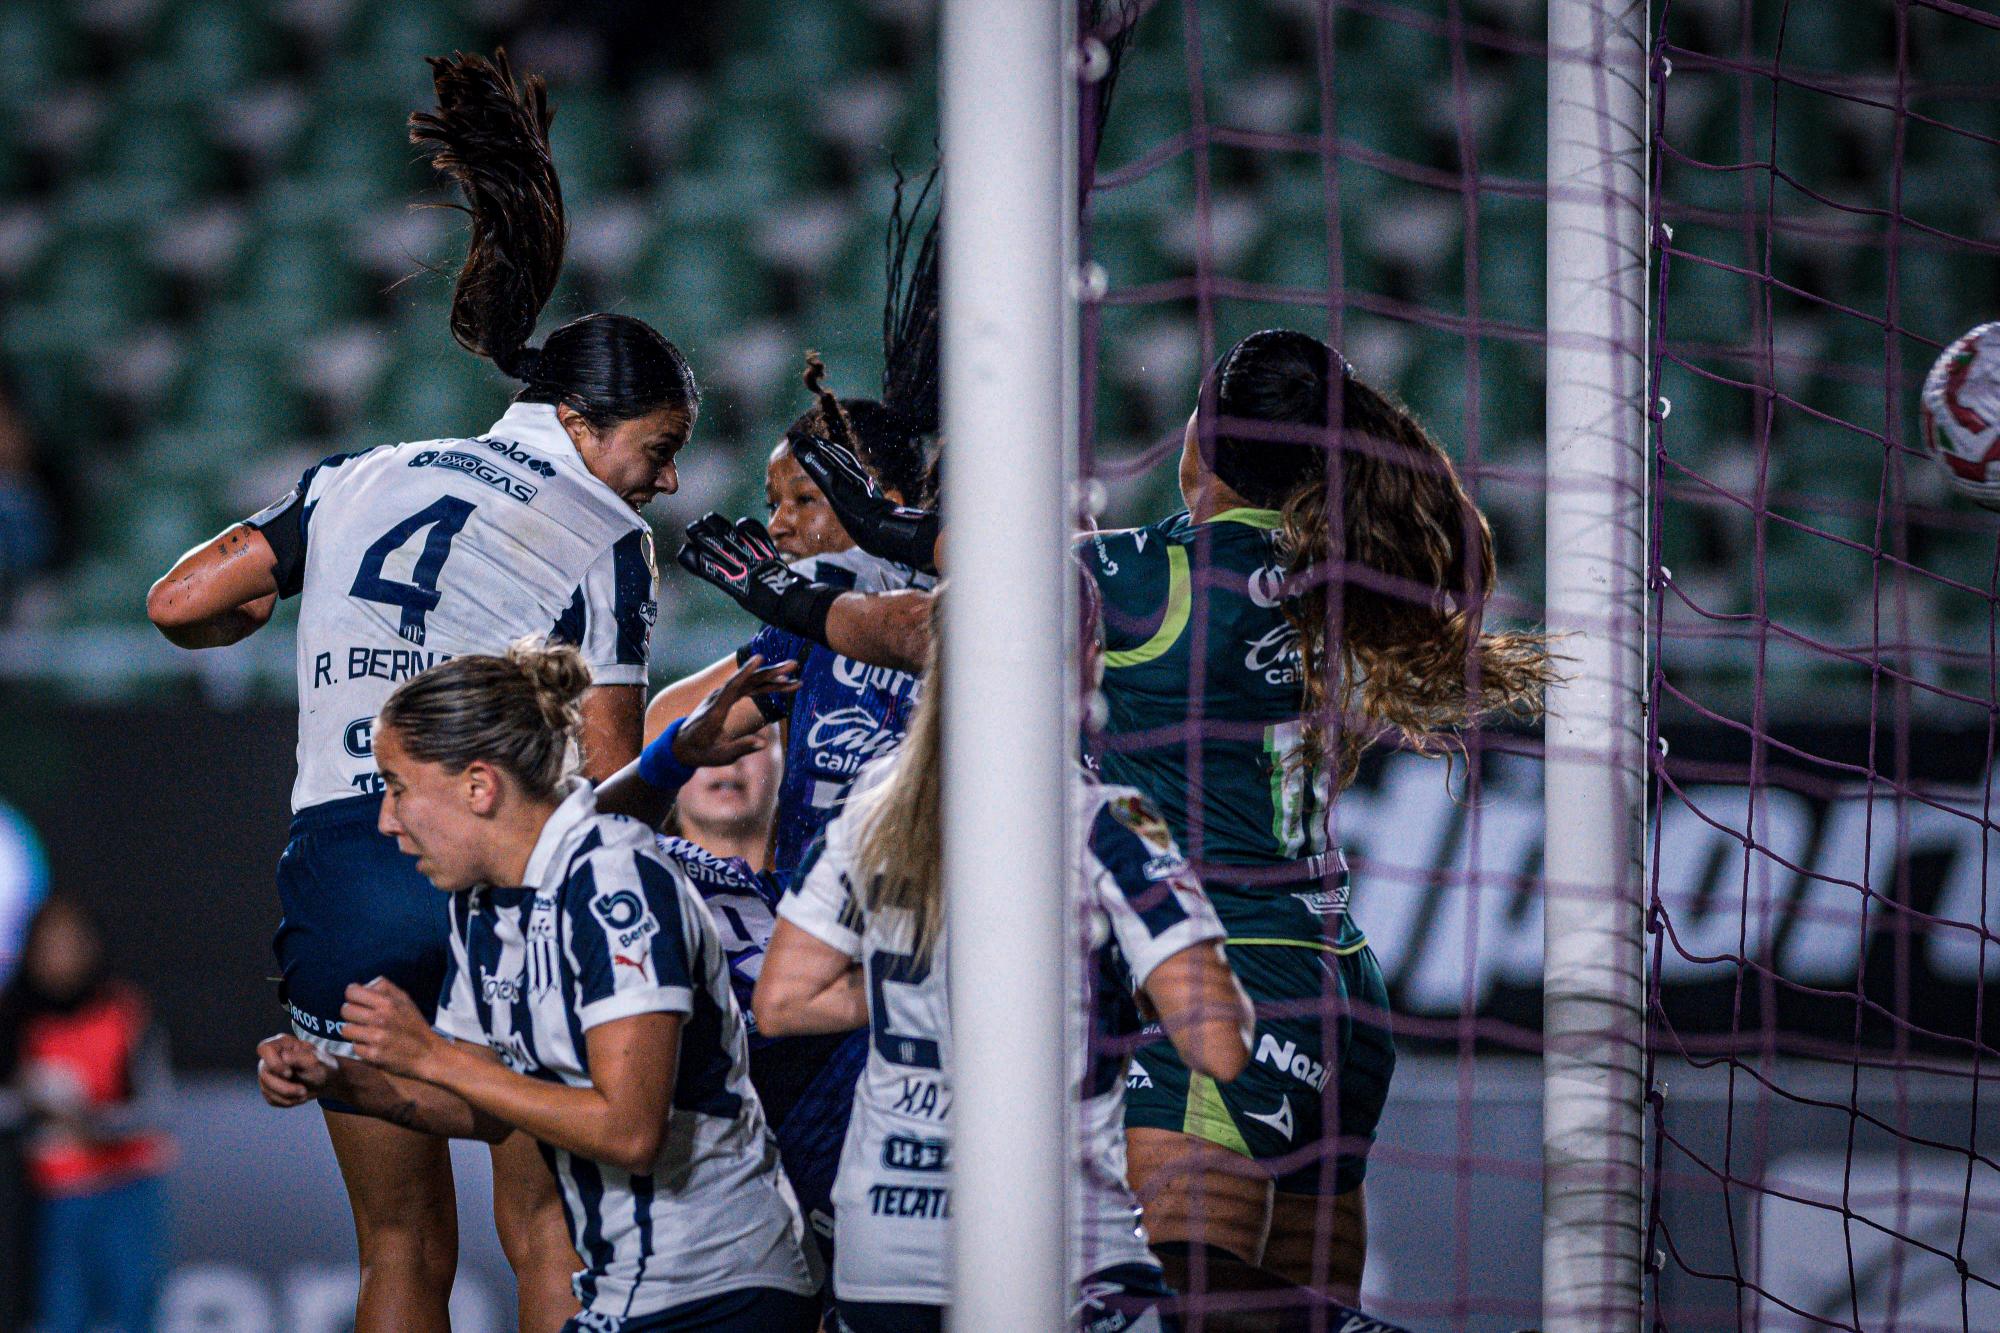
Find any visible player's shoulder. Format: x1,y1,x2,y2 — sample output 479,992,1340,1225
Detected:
1077,521,1173,574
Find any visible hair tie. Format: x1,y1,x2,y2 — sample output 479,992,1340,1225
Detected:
499,343,544,382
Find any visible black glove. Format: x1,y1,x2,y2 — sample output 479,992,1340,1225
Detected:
791,434,941,573
676,514,845,647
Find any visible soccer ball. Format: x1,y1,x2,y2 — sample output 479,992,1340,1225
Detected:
1920,322,2000,511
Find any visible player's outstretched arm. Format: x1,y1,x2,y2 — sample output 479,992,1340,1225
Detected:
677,510,936,673
596,655,799,826
340,978,680,1176
146,523,282,649
1142,942,1254,1083
823,586,933,676
790,434,941,573
752,918,867,1037
255,1032,510,1142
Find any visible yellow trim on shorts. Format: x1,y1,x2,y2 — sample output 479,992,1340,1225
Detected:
1105,545,1191,669
1226,935,1372,957
1182,1071,1252,1157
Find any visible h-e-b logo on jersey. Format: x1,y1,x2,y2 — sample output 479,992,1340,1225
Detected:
590,888,659,954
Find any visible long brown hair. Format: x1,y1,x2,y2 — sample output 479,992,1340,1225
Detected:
852,620,944,963
1207,330,1557,792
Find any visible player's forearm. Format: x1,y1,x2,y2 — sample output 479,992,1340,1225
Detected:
1147,946,1254,1083
417,1039,661,1173
824,588,934,675
753,966,867,1037
328,1055,510,1142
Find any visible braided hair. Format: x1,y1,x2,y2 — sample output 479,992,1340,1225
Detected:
783,164,939,504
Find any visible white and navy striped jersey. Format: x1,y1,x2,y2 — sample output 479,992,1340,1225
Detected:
435,782,816,1322
778,758,1225,1304
258,402,658,812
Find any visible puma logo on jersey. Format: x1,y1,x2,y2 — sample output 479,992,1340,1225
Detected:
1242,1097,1296,1142
1256,1032,1330,1092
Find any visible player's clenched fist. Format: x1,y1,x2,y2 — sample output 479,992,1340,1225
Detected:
340,976,442,1080
256,1033,334,1108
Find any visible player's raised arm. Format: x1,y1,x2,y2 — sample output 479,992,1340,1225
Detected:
676,511,935,674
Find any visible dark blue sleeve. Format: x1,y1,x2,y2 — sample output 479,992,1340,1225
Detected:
611,529,656,668
738,623,810,722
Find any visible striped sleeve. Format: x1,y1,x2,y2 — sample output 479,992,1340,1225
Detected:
564,846,696,1031
556,528,657,687
777,822,864,960
433,892,487,1045
1087,789,1226,989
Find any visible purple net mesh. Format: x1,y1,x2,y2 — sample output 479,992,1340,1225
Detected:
1074,0,2000,1329
1646,1,2000,1328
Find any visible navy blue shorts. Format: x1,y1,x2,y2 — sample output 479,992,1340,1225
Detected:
272,795,450,1073
831,1300,940,1333
562,1286,819,1332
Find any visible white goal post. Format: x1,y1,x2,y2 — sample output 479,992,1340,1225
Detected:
939,1,1078,1329
1543,0,1651,1329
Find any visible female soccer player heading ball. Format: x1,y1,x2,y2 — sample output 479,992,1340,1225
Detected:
147,51,701,1333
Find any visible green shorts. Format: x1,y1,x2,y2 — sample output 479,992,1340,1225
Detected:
1124,896,1395,1196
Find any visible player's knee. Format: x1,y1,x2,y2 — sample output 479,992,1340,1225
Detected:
354,1219,457,1283
492,1192,570,1268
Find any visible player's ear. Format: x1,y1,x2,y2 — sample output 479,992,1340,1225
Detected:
555,402,598,451
461,760,503,817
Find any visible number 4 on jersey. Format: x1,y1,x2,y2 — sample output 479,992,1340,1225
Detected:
349,497,476,645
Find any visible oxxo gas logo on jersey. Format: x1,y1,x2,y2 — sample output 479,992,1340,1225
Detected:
590,888,659,954
1243,622,1303,686
1256,1032,1330,1092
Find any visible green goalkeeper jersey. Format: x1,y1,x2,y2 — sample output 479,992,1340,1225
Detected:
1080,508,1334,876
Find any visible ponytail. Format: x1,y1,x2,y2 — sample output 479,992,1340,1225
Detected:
413,50,699,426
853,612,944,964
411,49,564,380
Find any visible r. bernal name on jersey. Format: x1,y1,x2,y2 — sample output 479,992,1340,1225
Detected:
310,645,455,691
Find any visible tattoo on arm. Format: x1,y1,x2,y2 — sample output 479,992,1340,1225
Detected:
386,1097,423,1130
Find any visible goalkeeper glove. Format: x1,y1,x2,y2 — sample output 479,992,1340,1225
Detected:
791,434,941,573
676,514,844,648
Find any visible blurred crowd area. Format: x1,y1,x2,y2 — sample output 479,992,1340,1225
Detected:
0,0,1990,717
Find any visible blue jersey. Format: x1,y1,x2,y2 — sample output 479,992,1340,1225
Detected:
658,834,868,1239
738,548,933,879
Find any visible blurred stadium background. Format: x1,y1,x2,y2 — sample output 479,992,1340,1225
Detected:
0,0,1994,1328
